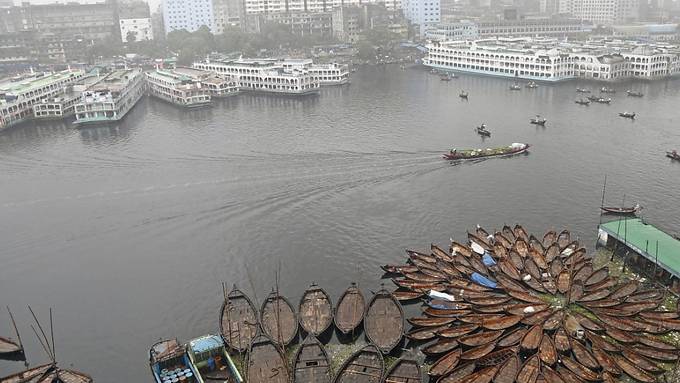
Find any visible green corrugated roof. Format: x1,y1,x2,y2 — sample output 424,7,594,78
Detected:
599,218,680,277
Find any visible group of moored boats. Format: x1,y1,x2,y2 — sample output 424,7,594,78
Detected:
575,87,646,119
381,223,680,383
151,282,414,383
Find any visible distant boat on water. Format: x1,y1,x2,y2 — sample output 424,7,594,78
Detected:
576,87,591,93
627,90,644,97
443,143,530,161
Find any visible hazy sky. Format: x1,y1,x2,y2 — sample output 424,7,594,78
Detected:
15,0,162,10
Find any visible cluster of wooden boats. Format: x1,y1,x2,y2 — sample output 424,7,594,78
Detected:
443,143,530,161
381,224,680,383
151,282,414,383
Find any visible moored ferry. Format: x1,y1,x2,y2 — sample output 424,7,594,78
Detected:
170,67,239,97
0,69,86,130
443,143,530,160
145,70,212,108
33,75,103,120
73,68,145,126
282,59,350,85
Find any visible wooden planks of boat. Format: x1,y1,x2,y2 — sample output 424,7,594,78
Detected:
423,338,459,356
577,287,611,302
261,290,298,345
529,235,545,253
467,296,512,306
538,334,557,365
473,303,510,314
408,316,455,327
508,250,524,270
459,365,501,383
381,264,419,275
432,244,454,263
383,357,422,383
555,365,586,383
544,243,560,264
542,231,557,247
220,285,259,352
632,344,679,361
601,372,617,383
636,333,677,350
424,308,471,318
427,299,471,310
0,336,22,358
493,242,508,259
522,275,547,294
494,232,513,249
333,344,384,383
626,289,664,302
584,277,616,293
550,257,564,279
520,323,543,351
572,339,600,369
554,327,571,353
502,226,516,242
572,265,593,283
612,355,655,383
498,328,527,347
639,310,679,320
622,350,664,373
529,248,548,270
429,349,462,377
468,232,492,251
523,258,542,280
293,335,331,383
584,267,608,286
437,323,479,339
568,281,584,302
557,230,571,249
514,225,529,243
610,281,640,299
403,272,446,283
604,324,636,343
476,347,517,367
492,355,520,383
407,250,437,263
591,347,621,375
392,290,424,302
615,301,660,314
299,283,334,336
561,356,600,382
365,289,404,353
458,330,504,347
522,309,553,325
391,279,440,291
334,284,366,336
585,330,619,352
505,303,548,316
495,274,526,292
498,259,521,280
247,334,290,383
461,342,495,360
581,299,620,308
406,325,449,341
507,290,543,304
571,312,603,332
516,354,539,383
451,241,473,257
543,275,558,294
540,365,565,383
543,310,564,331
437,363,476,383
513,239,529,258
0,363,93,383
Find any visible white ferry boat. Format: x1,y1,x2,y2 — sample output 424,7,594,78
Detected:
34,75,103,120
282,59,350,85
73,68,146,126
193,58,320,95
0,69,86,130
171,67,239,97
145,70,212,108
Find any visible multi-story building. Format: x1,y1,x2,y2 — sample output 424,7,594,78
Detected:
193,58,321,95
403,0,441,35
213,0,245,32
332,4,407,42
426,18,593,40
163,0,215,33
0,69,86,130
425,37,680,81
260,11,334,37
119,1,154,42
557,0,639,25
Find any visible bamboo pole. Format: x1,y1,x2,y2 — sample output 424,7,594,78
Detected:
28,306,54,362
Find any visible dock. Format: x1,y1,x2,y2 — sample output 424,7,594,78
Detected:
598,218,680,293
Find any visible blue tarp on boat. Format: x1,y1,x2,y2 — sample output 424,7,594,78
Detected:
189,335,223,354
482,253,497,266
471,272,497,288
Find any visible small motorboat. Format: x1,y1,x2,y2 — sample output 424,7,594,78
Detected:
627,90,643,97
509,84,521,91
443,143,530,161
441,74,453,81
595,98,611,104
187,335,244,383
619,112,636,119
600,87,616,93
526,81,538,89
575,99,590,106
459,91,468,99
667,150,680,161
476,124,491,137
576,88,591,93
600,204,642,215
530,115,547,125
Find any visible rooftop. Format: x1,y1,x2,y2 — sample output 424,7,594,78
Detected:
0,70,84,95
599,218,680,278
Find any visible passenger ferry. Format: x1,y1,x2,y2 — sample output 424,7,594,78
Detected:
73,68,146,126
33,75,103,120
145,70,212,108
171,67,239,97
282,59,350,85
0,69,86,130
193,58,320,95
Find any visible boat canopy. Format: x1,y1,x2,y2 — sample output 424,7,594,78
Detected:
189,335,223,354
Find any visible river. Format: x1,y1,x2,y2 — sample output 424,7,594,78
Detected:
1,65,679,381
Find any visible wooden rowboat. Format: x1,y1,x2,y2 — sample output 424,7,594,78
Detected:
516,355,539,383
335,284,366,336
520,323,542,351
499,259,521,280
429,349,462,377
638,310,679,320
543,310,564,331
422,338,459,356
513,239,529,257
557,230,571,249
591,347,621,375
502,225,516,242
554,327,571,353
612,355,655,383
522,310,552,325
540,365,565,383
556,365,586,383
544,243,560,263
432,244,454,263
406,325,449,341
436,363,476,383
437,324,478,338
424,308,470,318
407,316,455,327
631,345,679,361
0,336,22,360
451,241,473,257
529,235,545,253
507,290,543,304
584,267,608,286
539,334,557,365
493,355,520,383
365,289,404,354
459,365,500,383
621,350,663,373
514,225,530,243
293,335,331,383
220,285,259,352
333,344,384,383
383,357,422,383
497,328,527,347
0,363,93,383
476,347,516,367
543,231,557,247
458,330,504,347
505,304,549,316
247,334,290,383
561,356,600,381
636,333,677,350
261,290,298,346
392,290,424,302
572,340,600,369
461,342,495,360
299,283,334,336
